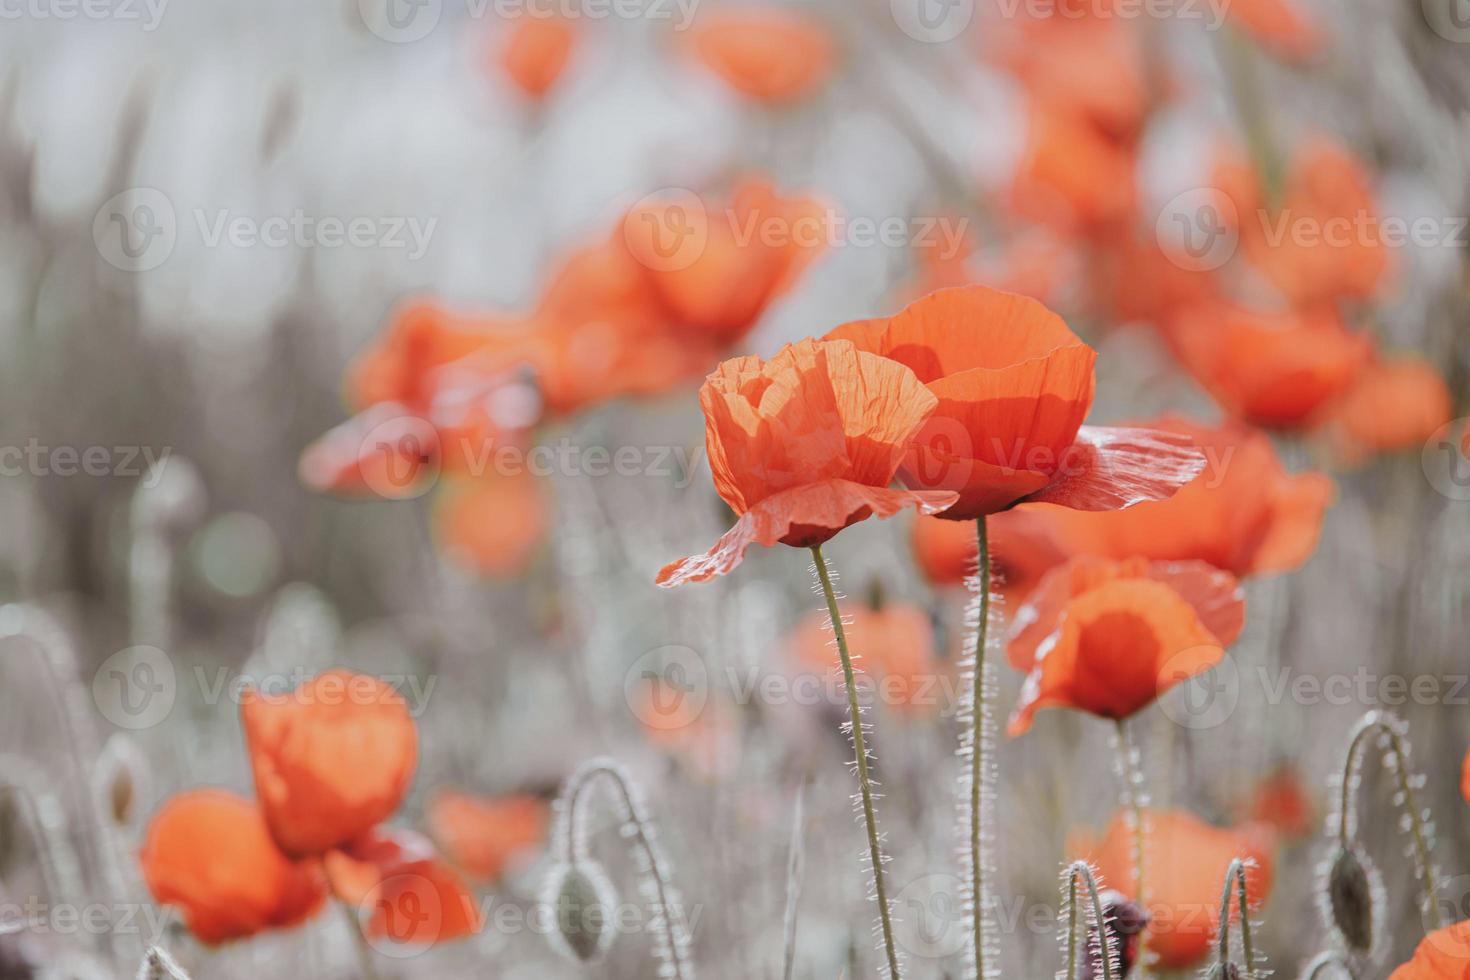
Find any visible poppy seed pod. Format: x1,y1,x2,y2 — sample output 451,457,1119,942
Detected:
1323,844,1379,955
545,861,617,962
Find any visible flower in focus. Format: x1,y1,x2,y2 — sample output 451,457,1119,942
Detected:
786,598,946,713
1388,919,1470,979
325,827,483,945
140,790,326,945
242,670,419,857
656,338,957,586
688,7,836,105
828,286,1205,519
1007,555,1244,734
496,12,576,101
427,790,551,884
1320,355,1454,464
992,415,1334,581
1077,808,1275,970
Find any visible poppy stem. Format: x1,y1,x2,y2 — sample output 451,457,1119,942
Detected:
332,895,381,980
1334,711,1442,932
809,545,903,980
968,516,993,980
1215,858,1258,978
1112,719,1150,978
1060,861,1116,980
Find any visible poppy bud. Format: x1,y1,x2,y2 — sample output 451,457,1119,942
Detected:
545,861,616,962
1081,889,1149,980
1322,844,1379,955
136,946,191,979
95,733,147,826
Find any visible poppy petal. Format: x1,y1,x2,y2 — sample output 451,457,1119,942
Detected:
326,828,482,947
1022,426,1206,512
657,479,957,587
426,790,550,883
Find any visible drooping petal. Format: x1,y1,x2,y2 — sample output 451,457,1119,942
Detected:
656,479,957,587
140,790,327,945
326,828,482,947
1021,425,1205,511
242,670,418,857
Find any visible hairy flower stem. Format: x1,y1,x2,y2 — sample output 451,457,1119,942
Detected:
1061,862,1117,980
1215,859,1258,978
1114,720,1149,979
969,516,992,980
810,545,902,980
1335,711,1441,932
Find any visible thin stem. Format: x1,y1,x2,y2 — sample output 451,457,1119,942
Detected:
1335,711,1441,931
811,545,902,980
1061,862,1116,980
969,516,991,980
781,782,807,980
330,892,380,980
1113,720,1149,979
1219,27,1285,211
1215,859,1257,978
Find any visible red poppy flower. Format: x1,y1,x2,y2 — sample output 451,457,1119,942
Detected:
432,472,548,577
324,827,482,945
1011,100,1137,232
1321,355,1454,463
242,670,419,857
496,13,576,101
902,224,1074,310
992,415,1333,579
426,790,550,884
1247,764,1315,840
912,509,1071,603
1077,808,1275,970
1007,555,1244,735
688,8,836,105
1168,301,1371,430
827,286,1205,519
656,338,957,586
140,790,326,945
786,601,946,713
1389,919,1470,979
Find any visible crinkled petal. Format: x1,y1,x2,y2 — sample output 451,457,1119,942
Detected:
1023,425,1205,511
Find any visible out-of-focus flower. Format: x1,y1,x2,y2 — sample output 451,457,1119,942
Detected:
1226,0,1324,61
1168,301,1371,430
242,670,418,857
426,790,550,884
1077,808,1275,970
1248,763,1315,840
1011,100,1138,233
632,679,742,779
992,416,1334,580
1092,232,1221,328
687,7,836,105
140,790,326,945
827,286,1205,519
324,827,482,944
786,600,946,713
901,224,1075,309
432,472,548,577
1388,919,1470,978
912,509,1072,603
1006,555,1244,734
656,338,956,586
496,12,576,101
1320,355,1454,463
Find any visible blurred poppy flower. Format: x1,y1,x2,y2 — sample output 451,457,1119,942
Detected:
242,670,418,857
140,790,326,945
1321,355,1454,463
1248,763,1315,840
688,8,836,105
993,416,1333,579
496,12,576,101
633,679,743,779
902,223,1075,309
1011,100,1137,232
1091,231,1221,328
432,472,548,577
426,790,550,884
1168,301,1371,430
1226,0,1324,61
1007,555,1244,735
1078,808,1275,970
828,286,1205,519
325,827,482,945
1389,919,1470,978
913,509,1071,603
656,338,957,586
786,600,946,713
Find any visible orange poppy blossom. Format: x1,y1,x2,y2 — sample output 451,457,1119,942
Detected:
686,7,836,105
139,789,326,945
1167,300,1372,431
786,600,947,713
901,223,1076,310
1247,763,1315,840
324,827,482,945
655,337,957,586
1319,354,1455,464
431,470,549,577
495,12,576,101
912,509,1072,602
1010,98,1139,234
1225,0,1324,61
426,790,550,884
825,286,1206,520
990,415,1333,581
1390,919,1470,979
1076,808,1275,970
1005,555,1245,734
